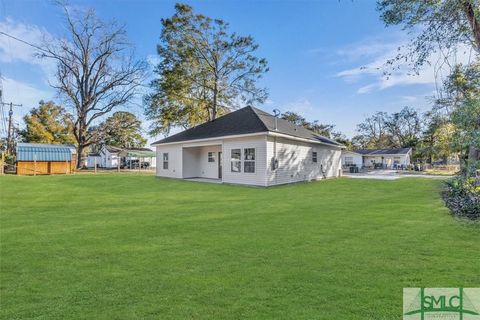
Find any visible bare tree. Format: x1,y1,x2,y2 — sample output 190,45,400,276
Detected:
39,4,146,167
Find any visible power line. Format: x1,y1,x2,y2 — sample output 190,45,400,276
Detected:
0,31,49,54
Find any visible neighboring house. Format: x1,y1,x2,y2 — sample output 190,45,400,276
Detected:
151,106,345,187
86,146,156,168
86,153,101,168
341,148,412,169
16,143,76,175
99,145,123,168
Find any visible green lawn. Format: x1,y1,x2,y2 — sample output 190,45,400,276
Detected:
0,174,478,319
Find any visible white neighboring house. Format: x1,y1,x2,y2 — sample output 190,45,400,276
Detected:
86,152,101,168
341,148,412,169
86,146,156,168
341,151,363,168
99,145,123,168
152,106,345,187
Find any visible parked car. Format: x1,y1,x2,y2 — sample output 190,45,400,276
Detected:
122,160,150,169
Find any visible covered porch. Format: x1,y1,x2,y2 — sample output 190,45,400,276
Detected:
182,144,223,180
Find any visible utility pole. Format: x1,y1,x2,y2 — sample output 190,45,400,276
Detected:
1,101,23,155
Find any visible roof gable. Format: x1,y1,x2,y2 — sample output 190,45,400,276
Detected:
152,106,342,147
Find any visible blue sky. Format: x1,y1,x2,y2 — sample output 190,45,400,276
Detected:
0,0,443,144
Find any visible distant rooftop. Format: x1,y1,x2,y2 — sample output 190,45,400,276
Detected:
354,148,412,155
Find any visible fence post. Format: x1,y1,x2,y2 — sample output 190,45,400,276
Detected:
66,158,69,174
33,154,37,176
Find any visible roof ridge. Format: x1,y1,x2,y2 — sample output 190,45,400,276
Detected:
246,105,270,132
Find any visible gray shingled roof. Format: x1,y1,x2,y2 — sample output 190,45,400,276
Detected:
152,106,342,147
355,148,412,155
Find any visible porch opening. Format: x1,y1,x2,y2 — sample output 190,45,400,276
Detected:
182,144,222,180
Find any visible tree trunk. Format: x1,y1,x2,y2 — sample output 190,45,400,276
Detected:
463,1,480,52
212,81,218,120
463,1,480,168
76,121,87,169
77,143,85,169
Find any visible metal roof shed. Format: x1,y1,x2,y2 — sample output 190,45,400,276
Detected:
16,143,76,175
17,143,74,161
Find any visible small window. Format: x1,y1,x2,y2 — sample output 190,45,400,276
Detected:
208,152,215,162
231,149,241,173
163,153,169,170
345,156,353,165
244,148,255,173
312,151,318,163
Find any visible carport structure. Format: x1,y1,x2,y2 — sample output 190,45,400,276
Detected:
119,148,156,169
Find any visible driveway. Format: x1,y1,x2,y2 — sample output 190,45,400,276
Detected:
344,170,453,180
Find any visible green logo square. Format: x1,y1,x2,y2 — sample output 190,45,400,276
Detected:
404,288,480,320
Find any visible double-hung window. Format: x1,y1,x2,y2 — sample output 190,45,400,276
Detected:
163,153,169,170
208,152,215,162
312,151,318,163
244,148,255,173
231,149,241,172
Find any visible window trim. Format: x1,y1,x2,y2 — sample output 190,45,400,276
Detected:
208,152,215,163
163,152,169,170
244,148,256,173
231,149,241,173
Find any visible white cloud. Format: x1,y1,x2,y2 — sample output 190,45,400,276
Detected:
1,77,55,124
335,37,477,94
0,17,56,81
283,98,315,117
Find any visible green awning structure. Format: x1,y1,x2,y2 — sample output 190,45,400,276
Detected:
120,150,156,158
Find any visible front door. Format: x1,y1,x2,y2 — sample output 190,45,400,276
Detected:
218,152,222,179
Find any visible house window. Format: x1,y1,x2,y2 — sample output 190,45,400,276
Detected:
231,149,241,173
208,152,215,162
312,151,318,163
244,148,255,173
345,156,353,165
163,153,169,170
394,157,401,164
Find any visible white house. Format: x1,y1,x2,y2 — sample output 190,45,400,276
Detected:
341,148,412,169
86,146,156,168
86,152,101,168
99,145,123,168
152,106,345,187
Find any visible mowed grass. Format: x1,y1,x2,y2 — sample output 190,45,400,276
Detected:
0,174,478,319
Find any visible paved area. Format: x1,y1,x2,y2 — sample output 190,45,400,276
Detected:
344,170,453,180
185,177,223,184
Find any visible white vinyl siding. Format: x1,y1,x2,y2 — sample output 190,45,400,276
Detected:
155,134,342,186
182,145,221,179
266,136,342,186
341,151,363,168
155,145,183,178
222,136,267,186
